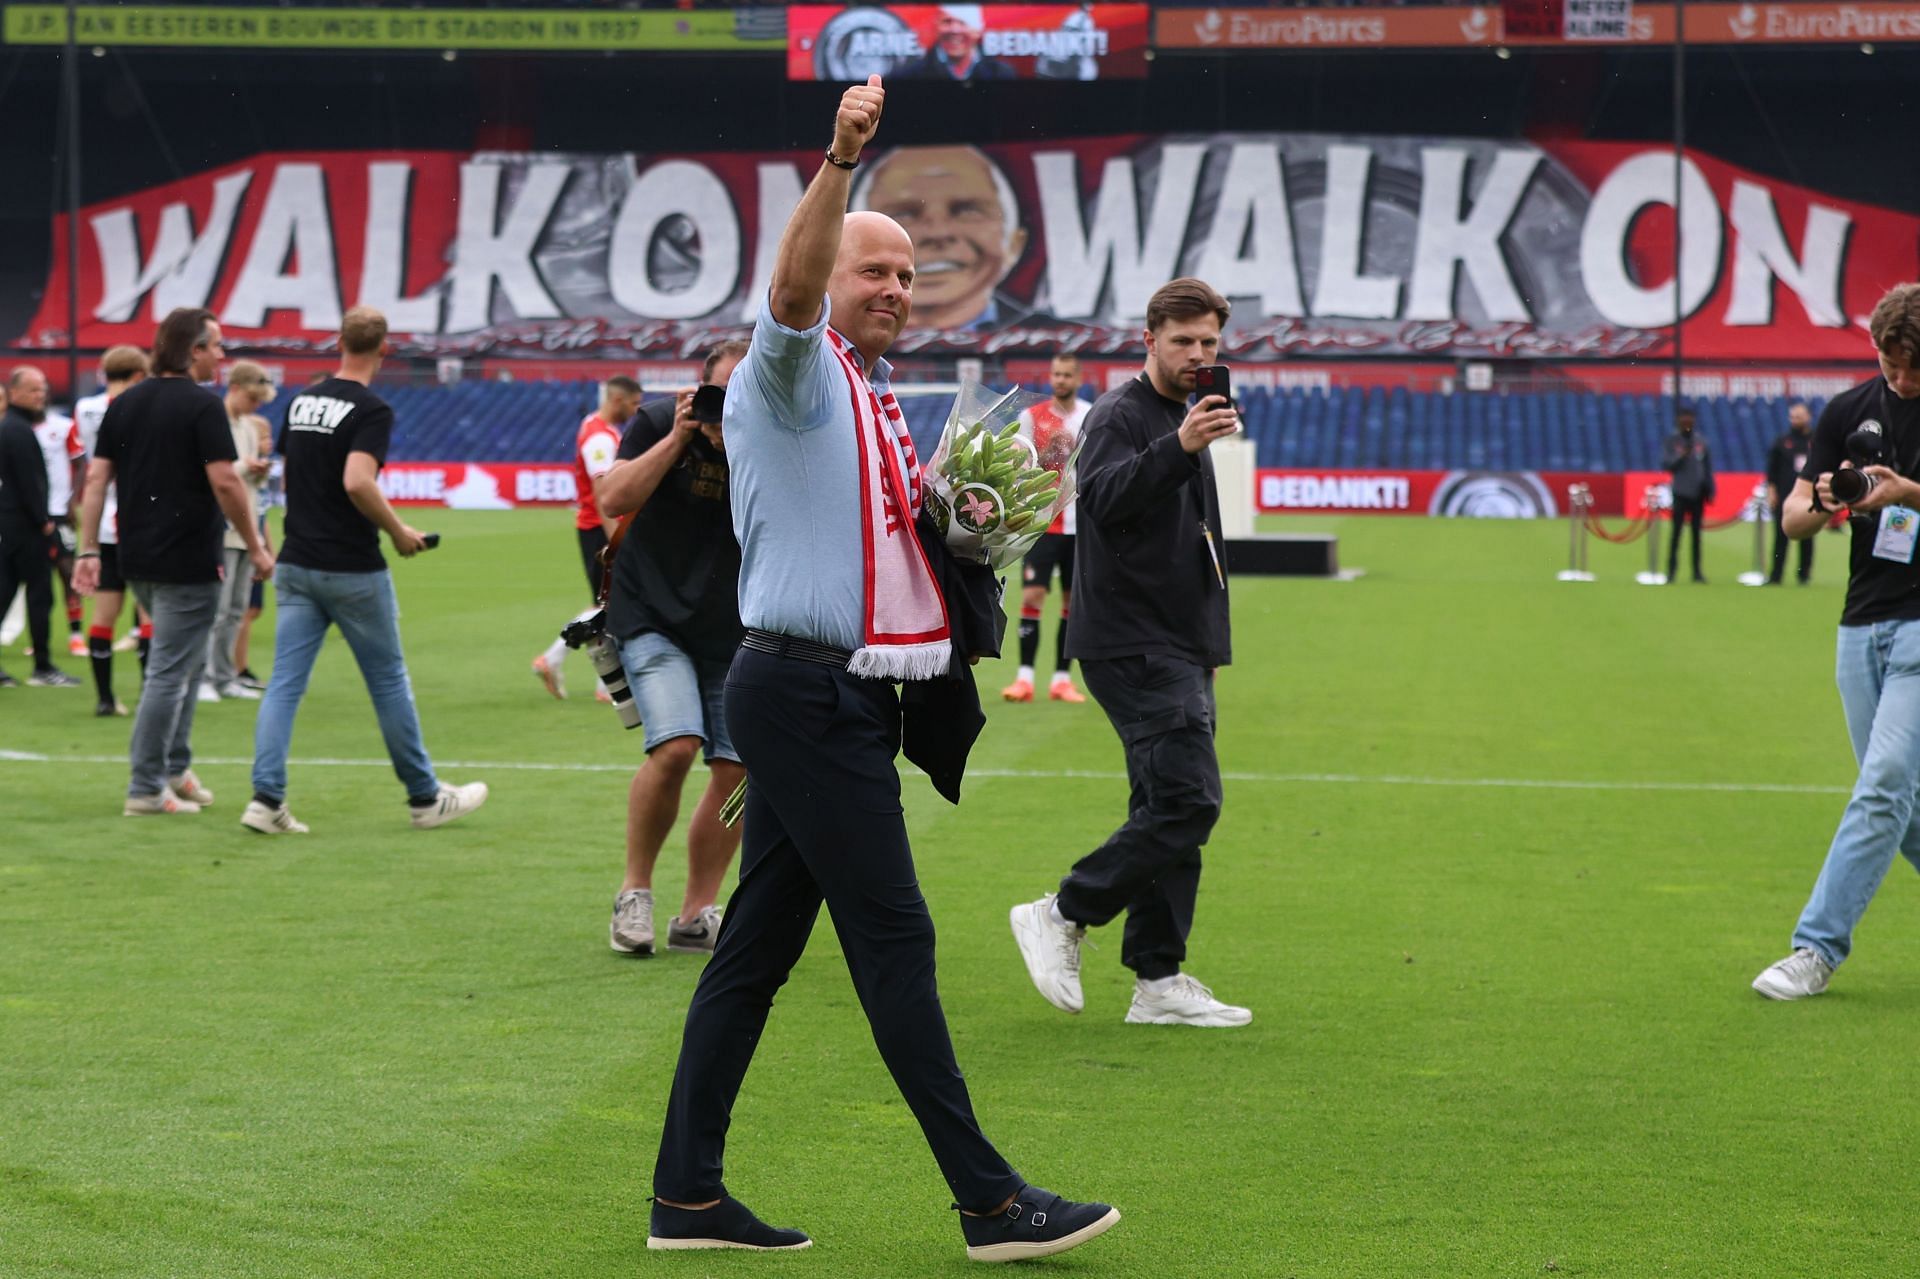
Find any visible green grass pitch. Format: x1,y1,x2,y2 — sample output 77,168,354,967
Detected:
3,509,1915,1278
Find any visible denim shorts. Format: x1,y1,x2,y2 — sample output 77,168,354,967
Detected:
618,630,738,763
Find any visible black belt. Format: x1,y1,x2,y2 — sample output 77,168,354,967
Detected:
741,628,854,668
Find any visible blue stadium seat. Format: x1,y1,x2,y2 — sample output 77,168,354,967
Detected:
368,378,1802,473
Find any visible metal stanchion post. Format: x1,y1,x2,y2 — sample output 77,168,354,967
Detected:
1557,483,1595,581
1738,482,1770,586
1636,484,1670,585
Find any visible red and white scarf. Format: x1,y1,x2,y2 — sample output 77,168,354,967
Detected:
827,329,952,680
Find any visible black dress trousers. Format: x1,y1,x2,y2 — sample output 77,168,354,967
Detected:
652,645,1023,1214
1057,654,1223,981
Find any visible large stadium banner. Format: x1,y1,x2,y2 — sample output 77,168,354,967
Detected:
786,5,1150,80
22,133,1918,362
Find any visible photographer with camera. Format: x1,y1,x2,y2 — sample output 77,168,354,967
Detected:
593,341,748,958
1754,283,1920,1000
241,307,486,835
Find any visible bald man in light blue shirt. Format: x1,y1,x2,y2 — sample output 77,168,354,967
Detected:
647,77,1119,1264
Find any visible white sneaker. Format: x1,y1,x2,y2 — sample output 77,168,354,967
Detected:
168,770,214,806
611,888,655,955
196,682,220,703
1753,947,1833,1000
1010,894,1085,1014
124,788,201,816
1125,974,1252,1027
410,781,489,829
217,681,261,700
241,799,309,834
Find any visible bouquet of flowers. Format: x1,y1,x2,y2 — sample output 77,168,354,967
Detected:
921,381,1082,570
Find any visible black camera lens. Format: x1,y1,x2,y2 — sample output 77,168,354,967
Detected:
1830,467,1876,506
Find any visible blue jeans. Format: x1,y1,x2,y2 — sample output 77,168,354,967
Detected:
251,563,437,804
1792,619,1920,965
127,579,220,797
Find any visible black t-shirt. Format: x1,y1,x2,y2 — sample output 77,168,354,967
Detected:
277,378,394,573
93,377,236,583
605,399,742,661
1802,377,1920,626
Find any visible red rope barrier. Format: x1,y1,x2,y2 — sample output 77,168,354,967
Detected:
1583,512,1651,545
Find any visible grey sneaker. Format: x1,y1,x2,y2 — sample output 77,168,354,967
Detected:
409,781,488,829
241,799,309,834
1010,894,1085,1013
611,888,655,955
27,669,81,688
168,770,214,806
667,905,724,954
1753,947,1834,1000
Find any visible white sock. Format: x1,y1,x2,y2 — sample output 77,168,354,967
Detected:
1048,898,1070,928
1050,670,1072,686
1139,974,1179,996
542,638,567,666
1017,664,1036,684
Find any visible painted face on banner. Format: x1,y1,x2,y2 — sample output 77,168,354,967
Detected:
860,146,1025,331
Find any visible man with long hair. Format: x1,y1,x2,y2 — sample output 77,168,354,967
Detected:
73,308,274,814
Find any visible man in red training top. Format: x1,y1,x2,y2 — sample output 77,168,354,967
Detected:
1003,351,1090,704
532,375,641,700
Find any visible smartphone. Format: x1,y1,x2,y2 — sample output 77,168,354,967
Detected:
421,533,441,550
1193,364,1232,408
691,384,726,425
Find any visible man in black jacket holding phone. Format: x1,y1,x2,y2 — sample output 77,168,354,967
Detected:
1010,276,1251,1029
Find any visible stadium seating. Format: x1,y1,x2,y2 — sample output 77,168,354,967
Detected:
379,381,1809,474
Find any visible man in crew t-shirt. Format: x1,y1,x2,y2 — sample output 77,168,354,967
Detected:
243,306,487,836
73,308,274,814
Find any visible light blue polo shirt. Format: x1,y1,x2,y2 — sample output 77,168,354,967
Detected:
727,294,901,652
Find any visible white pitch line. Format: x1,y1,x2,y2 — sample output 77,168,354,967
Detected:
0,750,1853,796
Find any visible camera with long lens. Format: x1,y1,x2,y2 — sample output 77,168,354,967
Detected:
560,606,640,731
1829,423,1889,506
